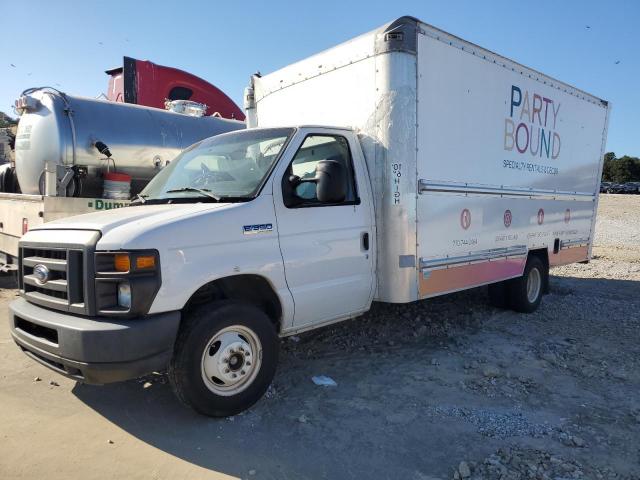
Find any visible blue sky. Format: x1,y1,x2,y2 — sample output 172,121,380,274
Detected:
2,0,638,156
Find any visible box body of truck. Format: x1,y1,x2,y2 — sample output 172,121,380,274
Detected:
250,16,610,304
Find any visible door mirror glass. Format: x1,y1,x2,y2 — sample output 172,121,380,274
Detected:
315,160,346,203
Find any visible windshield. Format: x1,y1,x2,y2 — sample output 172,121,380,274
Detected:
138,128,294,202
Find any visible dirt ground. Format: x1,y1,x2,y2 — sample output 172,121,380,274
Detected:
1,194,639,480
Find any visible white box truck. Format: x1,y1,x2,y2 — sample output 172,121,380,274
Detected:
9,17,609,417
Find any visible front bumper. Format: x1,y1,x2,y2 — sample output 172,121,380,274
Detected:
9,297,180,384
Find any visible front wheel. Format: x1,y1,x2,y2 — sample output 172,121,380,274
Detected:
508,256,546,313
168,301,279,417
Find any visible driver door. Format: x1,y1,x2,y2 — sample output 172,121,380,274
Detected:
272,129,375,329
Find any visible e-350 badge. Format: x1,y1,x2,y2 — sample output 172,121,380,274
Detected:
243,223,273,235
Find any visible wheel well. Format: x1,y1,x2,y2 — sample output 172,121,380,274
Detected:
528,248,550,293
184,275,282,330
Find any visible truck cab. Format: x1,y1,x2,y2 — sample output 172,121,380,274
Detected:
10,126,376,417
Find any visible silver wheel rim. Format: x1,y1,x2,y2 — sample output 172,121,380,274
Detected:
200,325,262,397
526,267,542,303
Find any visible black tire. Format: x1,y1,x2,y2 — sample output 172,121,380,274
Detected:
507,256,546,313
0,164,19,193
488,281,509,309
168,301,279,417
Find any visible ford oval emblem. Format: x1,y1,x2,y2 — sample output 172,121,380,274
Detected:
33,264,50,285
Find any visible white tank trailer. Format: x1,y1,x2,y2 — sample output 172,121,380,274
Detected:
7,87,244,197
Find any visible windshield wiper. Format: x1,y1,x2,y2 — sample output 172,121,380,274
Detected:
165,187,221,201
131,193,147,204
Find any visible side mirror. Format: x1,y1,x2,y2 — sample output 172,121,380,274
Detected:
315,160,346,203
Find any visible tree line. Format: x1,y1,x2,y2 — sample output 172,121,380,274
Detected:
602,153,640,183
0,111,17,129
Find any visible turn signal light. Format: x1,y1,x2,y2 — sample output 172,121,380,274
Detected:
136,255,156,269
114,253,130,272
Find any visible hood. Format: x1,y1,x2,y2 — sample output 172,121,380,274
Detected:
36,202,234,236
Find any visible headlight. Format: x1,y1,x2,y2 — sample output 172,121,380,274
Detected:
94,250,161,317
117,283,132,308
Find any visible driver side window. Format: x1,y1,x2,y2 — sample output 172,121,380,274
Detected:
283,134,358,208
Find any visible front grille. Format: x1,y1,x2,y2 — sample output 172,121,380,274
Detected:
21,246,86,313
30,286,68,300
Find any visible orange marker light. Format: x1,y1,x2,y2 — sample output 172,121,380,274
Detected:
136,255,156,269
114,253,131,272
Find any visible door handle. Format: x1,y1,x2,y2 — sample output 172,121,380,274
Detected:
361,232,369,251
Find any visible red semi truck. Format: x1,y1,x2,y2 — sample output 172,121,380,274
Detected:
105,56,245,120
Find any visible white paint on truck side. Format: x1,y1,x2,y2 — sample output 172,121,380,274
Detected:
416,30,607,193
414,28,608,288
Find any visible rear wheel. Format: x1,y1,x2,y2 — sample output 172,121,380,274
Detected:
508,256,546,313
169,301,279,417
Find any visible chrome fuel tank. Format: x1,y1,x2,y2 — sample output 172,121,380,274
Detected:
14,88,244,196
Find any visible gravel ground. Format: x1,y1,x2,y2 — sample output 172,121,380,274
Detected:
0,194,639,479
